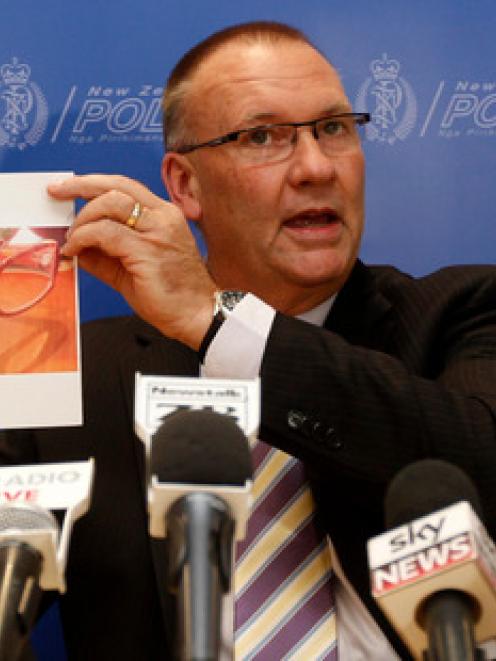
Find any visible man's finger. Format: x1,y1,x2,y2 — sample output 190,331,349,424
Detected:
61,218,140,258
68,189,140,232
47,174,161,207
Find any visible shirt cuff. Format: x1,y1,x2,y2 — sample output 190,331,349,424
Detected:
202,293,276,379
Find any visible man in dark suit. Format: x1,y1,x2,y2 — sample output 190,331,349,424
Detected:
2,21,495,660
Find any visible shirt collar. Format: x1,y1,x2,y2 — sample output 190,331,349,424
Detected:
296,294,336,327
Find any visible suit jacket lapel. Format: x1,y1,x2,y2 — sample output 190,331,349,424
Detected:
326,260,392,348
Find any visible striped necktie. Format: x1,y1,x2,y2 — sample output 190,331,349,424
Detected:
234,439,337,660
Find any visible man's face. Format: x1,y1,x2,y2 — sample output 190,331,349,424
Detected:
175,40,365,313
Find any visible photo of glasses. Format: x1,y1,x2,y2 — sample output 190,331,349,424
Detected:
0,227,62,316
0,225,77,376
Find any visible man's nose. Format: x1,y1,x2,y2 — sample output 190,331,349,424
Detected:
287,128,336,185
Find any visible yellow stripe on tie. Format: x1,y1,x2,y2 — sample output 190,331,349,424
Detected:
285,612,337,660
235,546,332,659
235,489,315,590
251,449,293,502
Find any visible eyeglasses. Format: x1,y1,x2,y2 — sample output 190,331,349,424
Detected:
0,236,58,315
176,112,370,164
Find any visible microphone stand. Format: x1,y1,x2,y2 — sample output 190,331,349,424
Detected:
167,493,234,661
422,590,485,661
0,542,43,661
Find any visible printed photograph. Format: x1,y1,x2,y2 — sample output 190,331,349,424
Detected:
0,226,77,374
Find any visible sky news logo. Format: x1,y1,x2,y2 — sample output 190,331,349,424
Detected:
371,532,473,595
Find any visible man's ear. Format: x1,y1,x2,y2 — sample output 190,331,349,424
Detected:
161,153,202,221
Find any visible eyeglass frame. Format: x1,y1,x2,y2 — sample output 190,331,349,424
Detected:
0,239,59,316
174,112,371,157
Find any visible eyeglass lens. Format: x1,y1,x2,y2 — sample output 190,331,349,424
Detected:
236,116,364,164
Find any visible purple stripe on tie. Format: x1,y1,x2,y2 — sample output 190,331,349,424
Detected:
321,646,339,660
235,459,303,559
250,578,335,661
251,440,273,473
235,520,323,628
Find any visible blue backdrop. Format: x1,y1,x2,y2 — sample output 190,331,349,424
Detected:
1,1,494,657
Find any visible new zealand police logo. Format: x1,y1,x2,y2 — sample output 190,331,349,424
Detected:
355,54,417,144
0,58,48,149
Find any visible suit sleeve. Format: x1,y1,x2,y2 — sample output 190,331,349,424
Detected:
259,267,496,525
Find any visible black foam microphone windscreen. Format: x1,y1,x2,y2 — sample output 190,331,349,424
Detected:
385,458,483,529
151,408,252,486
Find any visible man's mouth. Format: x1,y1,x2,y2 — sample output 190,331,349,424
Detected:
283,210,341,229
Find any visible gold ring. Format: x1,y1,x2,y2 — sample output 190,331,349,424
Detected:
126,201,142,229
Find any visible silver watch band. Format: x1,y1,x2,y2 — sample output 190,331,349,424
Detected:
213,290,246,319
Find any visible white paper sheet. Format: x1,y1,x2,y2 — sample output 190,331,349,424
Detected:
0,172,82,428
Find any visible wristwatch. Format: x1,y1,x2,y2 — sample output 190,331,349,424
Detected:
213,290,246,318
198,290,246,361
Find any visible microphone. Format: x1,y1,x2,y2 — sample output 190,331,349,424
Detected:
0,460,94,660
148,408,252,661
0,503,59,661
367,460,496,660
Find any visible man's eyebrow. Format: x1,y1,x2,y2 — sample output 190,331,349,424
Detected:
240,105,353,127
321,104,353,115
241,112,280,125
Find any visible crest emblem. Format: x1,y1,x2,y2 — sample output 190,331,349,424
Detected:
0,58,48,149
356,54,417,144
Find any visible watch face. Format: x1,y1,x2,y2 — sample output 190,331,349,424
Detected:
221,290,246,312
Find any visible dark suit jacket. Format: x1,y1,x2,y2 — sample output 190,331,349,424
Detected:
1,261,495,659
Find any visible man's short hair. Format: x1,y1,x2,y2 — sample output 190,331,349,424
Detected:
162,21,315,150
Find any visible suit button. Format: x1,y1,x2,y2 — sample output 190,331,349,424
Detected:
287,409,307,430
321,425,342,449
310,421,325,442
287,410,317,439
